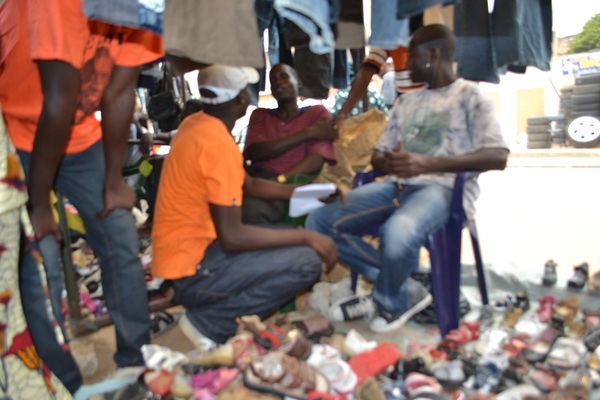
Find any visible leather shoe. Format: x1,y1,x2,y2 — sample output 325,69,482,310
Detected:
567,262,589,289
542,259,557,286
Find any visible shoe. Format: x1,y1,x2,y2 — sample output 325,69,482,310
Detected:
369,279,433,333
567,262,589,289
492,293,516,313
179,313,217,352
328,294,375,322
542,260,557,286
514,290,530,313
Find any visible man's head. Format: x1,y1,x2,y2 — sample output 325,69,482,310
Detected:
407,24,456,86
269,63,301,104
197,64,259,118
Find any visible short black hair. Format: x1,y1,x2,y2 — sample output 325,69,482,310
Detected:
411,24,455,60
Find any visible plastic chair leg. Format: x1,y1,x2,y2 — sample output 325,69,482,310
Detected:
468,220,488,305
428,225,462,337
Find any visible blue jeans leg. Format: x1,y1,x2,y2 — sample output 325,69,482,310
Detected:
374,184,451,316
20,242,83,394
306,181,400,282
306,181,451,316
18,141,150,367
171,241,322,344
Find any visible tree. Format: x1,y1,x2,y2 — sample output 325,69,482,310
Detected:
567,13,600,54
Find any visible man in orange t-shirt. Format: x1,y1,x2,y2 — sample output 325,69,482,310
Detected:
152,65,338,347
0,0,162,393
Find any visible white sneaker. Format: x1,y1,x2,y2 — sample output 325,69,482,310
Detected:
178,313,217,351
369,279,433,333
329,294,375,322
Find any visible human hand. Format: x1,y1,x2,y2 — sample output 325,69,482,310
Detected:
303,230,338,273
386,142,431,178
28,204,61,242
318,187,345,204
307,120,339,141
332,113,346,132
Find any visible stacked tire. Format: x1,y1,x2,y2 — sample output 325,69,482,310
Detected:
526,116,552,149
559,85,573,124
566,73,600,147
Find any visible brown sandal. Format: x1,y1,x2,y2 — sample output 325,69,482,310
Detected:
244,351,329,400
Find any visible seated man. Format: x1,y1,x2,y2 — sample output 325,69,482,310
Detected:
151,64,338,348
306,24,509,333
242,63,338,225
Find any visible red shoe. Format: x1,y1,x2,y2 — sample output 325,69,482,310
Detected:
535,295,555,323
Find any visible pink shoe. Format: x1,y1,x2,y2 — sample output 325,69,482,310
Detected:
535,295,555,323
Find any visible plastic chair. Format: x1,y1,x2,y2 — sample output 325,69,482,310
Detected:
349,170,489,336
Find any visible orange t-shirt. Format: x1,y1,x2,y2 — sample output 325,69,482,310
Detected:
0,0,163,154
151,112,245,280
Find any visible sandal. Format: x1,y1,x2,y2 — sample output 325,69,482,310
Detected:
522,326,560,364
243,351,329,400
535,294,555,323
546,337,588,370
347,342,403,385
554,296,580,323
567,262,589,289
149,311,178,339
292,315,334,342
443,321,480,345
589,270,600,291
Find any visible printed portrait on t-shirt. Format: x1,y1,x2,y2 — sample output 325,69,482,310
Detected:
75,46,115,123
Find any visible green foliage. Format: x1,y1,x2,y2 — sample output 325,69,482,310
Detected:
568,13,600,54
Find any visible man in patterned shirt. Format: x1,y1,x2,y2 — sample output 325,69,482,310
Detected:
307,24,509,333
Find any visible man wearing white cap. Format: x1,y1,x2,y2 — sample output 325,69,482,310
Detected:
151,64,338,348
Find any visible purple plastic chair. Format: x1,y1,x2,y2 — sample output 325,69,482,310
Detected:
349,170,489,336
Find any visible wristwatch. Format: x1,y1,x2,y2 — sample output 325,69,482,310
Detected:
276,174,287,184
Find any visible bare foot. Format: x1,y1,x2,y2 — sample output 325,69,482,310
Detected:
28,204,61,242
97,182,136,218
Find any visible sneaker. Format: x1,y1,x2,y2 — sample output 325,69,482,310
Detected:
369,279,433,333
178,313,217,351
328,294,376,322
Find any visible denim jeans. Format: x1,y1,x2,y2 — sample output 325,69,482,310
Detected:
18,141,150,370
171,239,322,344
368,0,409,49
305,181,451,317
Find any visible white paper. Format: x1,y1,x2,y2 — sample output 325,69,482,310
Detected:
289,183,337,218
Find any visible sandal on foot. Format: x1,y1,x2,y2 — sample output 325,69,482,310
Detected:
243,351,329,400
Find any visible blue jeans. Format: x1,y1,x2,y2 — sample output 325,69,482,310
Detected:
368,0,409,49
171,239,322,344
305,181,451,317
18,141,150,370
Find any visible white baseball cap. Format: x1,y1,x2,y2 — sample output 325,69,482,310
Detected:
197,64,260,105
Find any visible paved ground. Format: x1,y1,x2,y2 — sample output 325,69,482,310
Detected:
470,147,600,278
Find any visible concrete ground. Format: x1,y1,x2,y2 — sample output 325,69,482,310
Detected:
74,146,600,386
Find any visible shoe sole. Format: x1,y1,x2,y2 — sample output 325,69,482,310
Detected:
369,293,433,333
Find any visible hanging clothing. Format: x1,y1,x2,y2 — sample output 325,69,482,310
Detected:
163,0,264,68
